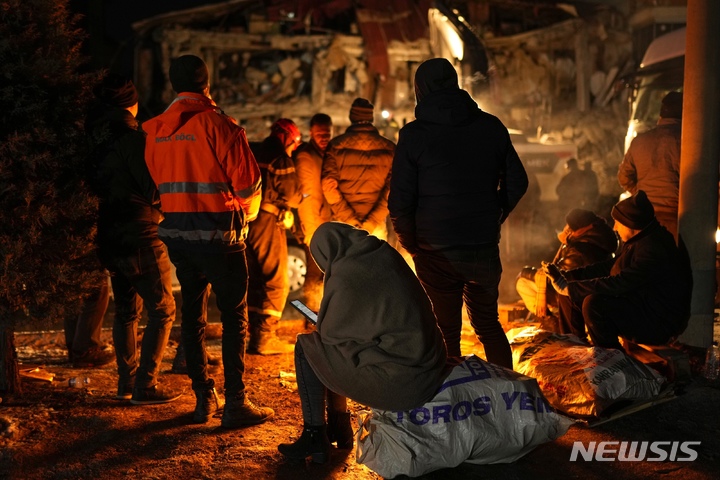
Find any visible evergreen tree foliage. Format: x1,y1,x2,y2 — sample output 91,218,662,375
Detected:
0,0,104,330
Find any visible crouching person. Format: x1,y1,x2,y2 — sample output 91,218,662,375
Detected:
516,208,617,337
278,222,448,463
543,191,692,350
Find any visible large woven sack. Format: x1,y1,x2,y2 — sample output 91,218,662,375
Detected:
509,328,665,418
356,355,573,478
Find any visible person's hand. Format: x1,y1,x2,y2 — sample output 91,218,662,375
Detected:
541,262,569,296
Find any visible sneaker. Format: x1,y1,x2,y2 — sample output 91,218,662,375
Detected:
221,395,274,428
247,335,294,356
130,384,182,405
193,387,224,424
115,380,135,401
72,346,116,368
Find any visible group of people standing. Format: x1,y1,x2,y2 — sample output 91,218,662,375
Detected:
83,53,531,463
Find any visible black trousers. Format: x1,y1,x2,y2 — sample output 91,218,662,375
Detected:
413,245,512,369
169,248,249,397
574,293,674,349
245,211,289,332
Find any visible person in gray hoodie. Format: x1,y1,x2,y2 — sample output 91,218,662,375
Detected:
389,57,528,369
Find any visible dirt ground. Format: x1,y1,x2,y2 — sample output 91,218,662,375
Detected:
2,316,720,480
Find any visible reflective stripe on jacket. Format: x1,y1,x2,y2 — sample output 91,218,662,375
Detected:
143,93,261,252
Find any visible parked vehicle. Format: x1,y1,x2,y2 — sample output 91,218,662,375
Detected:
286,237,307,299
509,129,578,203
625,27,685,153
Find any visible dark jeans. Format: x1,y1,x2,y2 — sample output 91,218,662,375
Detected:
245,211,289,332
557,294,588,343
581,293,674,349
169,247,249,397
414,245,513,369
64,276,110,356
294,341,346,426
108,245,176,389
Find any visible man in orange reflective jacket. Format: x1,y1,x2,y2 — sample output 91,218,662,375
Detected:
143,54,272,428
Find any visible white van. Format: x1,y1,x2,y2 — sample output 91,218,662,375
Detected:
625,27,685,153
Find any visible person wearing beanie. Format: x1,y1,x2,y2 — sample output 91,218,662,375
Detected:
516,208,617,339
245,118,302,355
143,54,274,427
618,91,683,242
389,57,528,368
322,98,394,239
348,98,374,124
169,54,209,94
94,73,139,109
66,72,144,371
542,190,692,350
83,73,181,405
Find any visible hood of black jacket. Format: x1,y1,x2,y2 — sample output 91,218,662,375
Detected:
414,88,480,126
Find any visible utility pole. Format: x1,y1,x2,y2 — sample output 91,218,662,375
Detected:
678,0,720,347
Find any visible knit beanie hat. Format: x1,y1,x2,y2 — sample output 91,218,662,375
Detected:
414,57,459,103
611,190,655,229
169,55,209,94
349,98,374,123
565,208,599,231
660,91,683,119
94,73,138,108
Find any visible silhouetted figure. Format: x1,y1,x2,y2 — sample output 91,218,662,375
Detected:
389,58,528,368
581,161,600,211
618,91,683,242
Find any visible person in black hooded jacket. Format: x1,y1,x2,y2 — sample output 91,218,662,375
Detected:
388,57,528,368
86,73,179,405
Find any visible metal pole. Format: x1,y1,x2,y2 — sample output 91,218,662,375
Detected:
678,0,720,348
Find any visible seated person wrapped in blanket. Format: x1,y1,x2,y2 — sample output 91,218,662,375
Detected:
278,222,448,464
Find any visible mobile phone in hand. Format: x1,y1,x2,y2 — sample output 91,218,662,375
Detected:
290,299,318,324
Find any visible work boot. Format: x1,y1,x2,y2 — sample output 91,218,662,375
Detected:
221,394,274,428
327,411,354,449
193,387,224,424
278,425,331,464
247,333,294,355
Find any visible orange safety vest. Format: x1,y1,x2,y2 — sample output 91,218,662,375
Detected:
143,93,261,251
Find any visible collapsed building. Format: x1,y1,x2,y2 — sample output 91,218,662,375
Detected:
131,0,654,268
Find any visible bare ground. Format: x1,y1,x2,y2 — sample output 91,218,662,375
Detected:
2,318,720,480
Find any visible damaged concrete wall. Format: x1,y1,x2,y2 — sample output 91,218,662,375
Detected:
136,25,428,141
477,16,633,200
134,4,634,194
